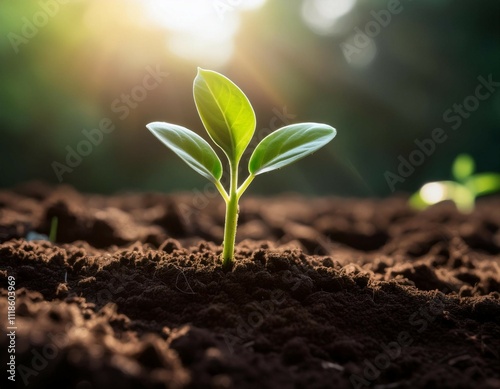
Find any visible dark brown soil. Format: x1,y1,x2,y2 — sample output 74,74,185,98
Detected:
1,182,500,389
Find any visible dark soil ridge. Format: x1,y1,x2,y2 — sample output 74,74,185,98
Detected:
0,183,500,388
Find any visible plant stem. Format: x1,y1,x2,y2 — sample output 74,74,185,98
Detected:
214,180,229,203
237,173,255,199
222,161,239,268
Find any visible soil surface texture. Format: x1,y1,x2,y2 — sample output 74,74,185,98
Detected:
1,182,500,389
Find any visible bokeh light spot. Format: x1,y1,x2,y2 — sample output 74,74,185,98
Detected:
302,0,356,35
420,182,447,204
342,34,377,67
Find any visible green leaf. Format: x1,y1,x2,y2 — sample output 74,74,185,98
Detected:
147,122,223,182
452,154,475,181
193,68,256,163
465,173,500,196
248,122,336,175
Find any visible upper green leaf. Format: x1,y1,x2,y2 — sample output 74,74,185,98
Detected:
147,121,223,182
249,122,336,175
193,68,256,163
452,154,475,182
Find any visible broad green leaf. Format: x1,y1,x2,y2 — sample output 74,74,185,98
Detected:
193,68,256,163
249,123,336,175
452,154,475,181
147,122,222,182
465,173,500,196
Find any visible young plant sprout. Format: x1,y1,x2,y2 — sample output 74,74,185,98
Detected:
147,68,336,267
49,216,58,243
410,154,500,212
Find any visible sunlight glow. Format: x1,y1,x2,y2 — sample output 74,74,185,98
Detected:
302,0,356,35
420,182,447,204
140,0,266,66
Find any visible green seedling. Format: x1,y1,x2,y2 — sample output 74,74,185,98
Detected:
410,154,500,212
147,68,336,267
49,216,58,243
25,216,58,242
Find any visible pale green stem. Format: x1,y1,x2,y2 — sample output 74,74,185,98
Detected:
237,173,255,199
214,180,229,203
222,161,239,268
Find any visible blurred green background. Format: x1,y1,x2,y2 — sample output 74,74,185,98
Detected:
1,0,499,196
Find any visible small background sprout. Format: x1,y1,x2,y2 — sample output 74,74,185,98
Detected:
410,154,500,212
